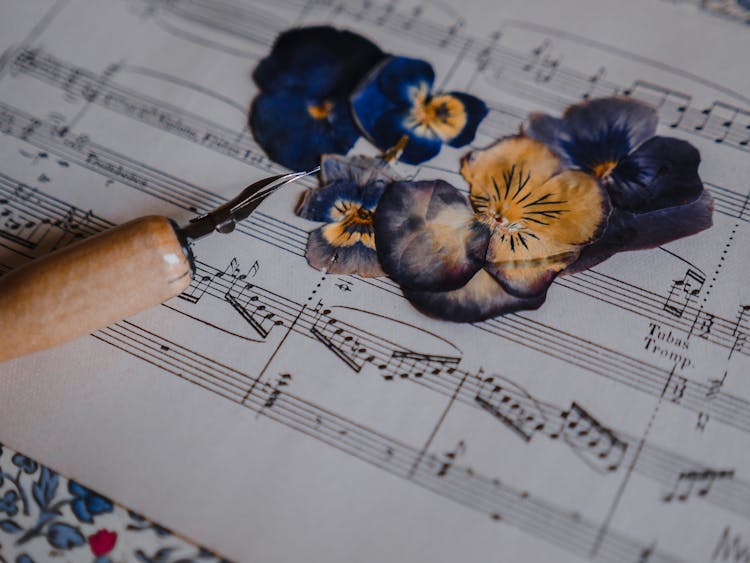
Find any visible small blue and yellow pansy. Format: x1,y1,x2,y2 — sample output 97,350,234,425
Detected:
248,27,713,323
295,154,400,276
350,57,487,164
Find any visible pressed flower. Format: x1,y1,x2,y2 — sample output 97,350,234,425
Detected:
374,137,609,321
524,97,713,270
250,26,384,171
295,154,399,276
351,57,487,165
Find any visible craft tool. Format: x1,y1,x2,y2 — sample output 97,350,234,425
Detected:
0,170,316,362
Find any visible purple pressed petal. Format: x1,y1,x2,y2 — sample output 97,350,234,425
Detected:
320,154,400,186
374,180,490,291
375,57,435,105
565,190,714,273
525,97,658,175
609,136,703,212
403,269,547,323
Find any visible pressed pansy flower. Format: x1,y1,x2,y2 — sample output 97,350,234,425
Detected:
295,154,400,276
374,136,609,321
524,97,713,270
351,57,487,165
250,26,384,170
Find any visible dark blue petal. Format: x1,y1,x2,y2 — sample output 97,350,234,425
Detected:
350,70,396,142
16,553,34,563
446,92,488,148
306,228,384,276
296,180,369,222
11,454,37,474
374,180,489,291
67,481,86,497
253,26,384,99
525,97,658,172
609,136,703,212
32,468,59,510
375,57,434,105
0,491,19,516
566,191,714,273
0,519,21,533
71,498,92,523
372,109,443,164
86,494,114,516
250,92,360,171
403,269,546,323
46,523,86,550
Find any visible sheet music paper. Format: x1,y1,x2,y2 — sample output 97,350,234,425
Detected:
0,0,748,561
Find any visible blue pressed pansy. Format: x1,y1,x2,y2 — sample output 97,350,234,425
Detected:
68,481,113,524
525,97,712,270
296,154,399,276
351,57,488,165
250,26,384,171
374,137,609,321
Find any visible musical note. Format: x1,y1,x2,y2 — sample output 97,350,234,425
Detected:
439,19,465,48
664,269,705,318
383,351,460,381
694,101,750,144
224,258,281,338
582,66,606,99
729,304,750,359
624,81,692,128
401,5,422,30
705,371,728,400
262,373,292,410
663,469,734,502
475,31,501,73
437,440,466,477
534,53,561,83
523,39,551,72
475,377,543,442
180,274,214,304
309,302,365,372
558,403,628,473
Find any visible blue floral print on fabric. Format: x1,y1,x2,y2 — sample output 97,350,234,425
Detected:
0,442,230,562
69,481,114,524
250,26,384,171
351,57,487,164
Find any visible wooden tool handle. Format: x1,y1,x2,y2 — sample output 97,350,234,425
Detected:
0,216,193,362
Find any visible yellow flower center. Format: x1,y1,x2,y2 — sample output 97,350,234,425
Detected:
592,160,618,179
307,100,334,120
404,83,467,141
322,201,376,249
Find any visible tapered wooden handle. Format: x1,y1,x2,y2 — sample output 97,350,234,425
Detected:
0,215,193,362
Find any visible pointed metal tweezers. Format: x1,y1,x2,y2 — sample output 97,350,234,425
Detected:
181,167,319,242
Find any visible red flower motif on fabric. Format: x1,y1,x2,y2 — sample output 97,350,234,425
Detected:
88,528,117,557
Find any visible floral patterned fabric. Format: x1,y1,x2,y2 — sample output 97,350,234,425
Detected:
0,442,230,563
